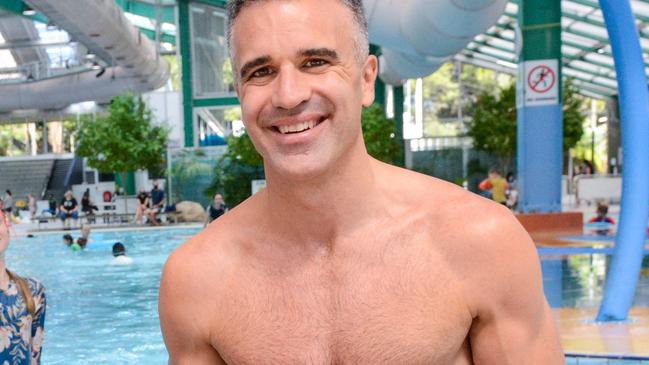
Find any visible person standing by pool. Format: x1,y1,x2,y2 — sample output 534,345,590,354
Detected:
2,190,13,216
159,0,563,363
479,168,509,205
0,210,46,364
27,194,36,222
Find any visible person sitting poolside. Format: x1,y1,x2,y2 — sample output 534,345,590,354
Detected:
145,181,165,226
81,189,99,217
134,188,149,225
110,242,134,266
59,191,79,228
43,194,58,216
205,193,228,226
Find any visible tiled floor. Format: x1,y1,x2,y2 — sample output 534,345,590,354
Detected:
558,307,649,357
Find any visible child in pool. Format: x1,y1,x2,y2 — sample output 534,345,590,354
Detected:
110,242,134,266
63,234,81,251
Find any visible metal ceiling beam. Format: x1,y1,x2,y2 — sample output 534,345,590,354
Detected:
469,39,515,55
483,25,641,78
459,50,614,99
0,0,48,23
499,12,649,69
114,0,175,23
137,27,176,45
0,39,70,50
463,46,618,93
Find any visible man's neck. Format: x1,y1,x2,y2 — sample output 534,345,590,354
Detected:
261,150,386,248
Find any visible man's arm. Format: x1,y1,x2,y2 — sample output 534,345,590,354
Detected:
467,205,564,364
159,249,225,364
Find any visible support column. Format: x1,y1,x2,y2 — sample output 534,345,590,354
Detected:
178,0,194,147
597,0,649,321
42,120,49,154
516,0,563,212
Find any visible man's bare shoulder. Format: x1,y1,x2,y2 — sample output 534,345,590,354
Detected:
166,193,263,278
375,161,533,262
375,160,497,218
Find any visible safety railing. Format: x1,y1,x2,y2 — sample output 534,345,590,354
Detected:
566,352,649,364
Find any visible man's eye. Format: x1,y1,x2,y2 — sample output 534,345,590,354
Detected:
304,59,328,68
251,67,273,78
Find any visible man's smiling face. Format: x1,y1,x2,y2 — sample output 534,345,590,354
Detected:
231,0,377,179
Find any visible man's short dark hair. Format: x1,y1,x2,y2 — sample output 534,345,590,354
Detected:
226,0,369,63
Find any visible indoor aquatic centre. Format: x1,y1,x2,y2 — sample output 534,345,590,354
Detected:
0,0,649,364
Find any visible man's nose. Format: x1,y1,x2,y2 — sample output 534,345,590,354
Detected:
271,65,311,110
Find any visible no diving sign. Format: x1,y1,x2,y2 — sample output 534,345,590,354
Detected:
524,59,559,106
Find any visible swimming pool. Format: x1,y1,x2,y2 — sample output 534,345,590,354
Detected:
7,226,201,365
6,227,649,364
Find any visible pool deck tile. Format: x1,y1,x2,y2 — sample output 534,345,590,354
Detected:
557,307,649,357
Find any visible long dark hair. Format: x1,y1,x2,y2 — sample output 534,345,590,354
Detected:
6,270,35,315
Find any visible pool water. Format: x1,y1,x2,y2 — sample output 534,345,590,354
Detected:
7,227,201,365
6,227,649,364
541,254,649,309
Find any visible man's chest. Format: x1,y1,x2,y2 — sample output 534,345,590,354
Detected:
210,249,473,365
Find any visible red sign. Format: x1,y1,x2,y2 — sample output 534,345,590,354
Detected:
527,65,556,93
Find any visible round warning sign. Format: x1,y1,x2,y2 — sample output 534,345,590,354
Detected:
523,59,559,106
527,65,556,93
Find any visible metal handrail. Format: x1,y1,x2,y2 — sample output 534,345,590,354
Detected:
566,352,649,361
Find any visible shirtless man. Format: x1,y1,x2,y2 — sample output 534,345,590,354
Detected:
159,0,564,363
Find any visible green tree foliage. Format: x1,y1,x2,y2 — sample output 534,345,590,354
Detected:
171,149,213,203
562,78,587,151
76,93,168,195
467,78,585,171
420,62,514,136
361,104,402,164
209,104,402,207
207,133,264,208
467,82,517,165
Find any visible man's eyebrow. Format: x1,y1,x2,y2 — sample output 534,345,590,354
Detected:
240,55,272,79
299,48,339,60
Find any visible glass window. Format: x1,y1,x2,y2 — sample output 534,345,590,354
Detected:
196,106,242,146
190,3,234,98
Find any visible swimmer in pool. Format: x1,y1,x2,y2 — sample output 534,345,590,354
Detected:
159,1,564,363
63,234,81,251
110,242,134,266
77,224,91,249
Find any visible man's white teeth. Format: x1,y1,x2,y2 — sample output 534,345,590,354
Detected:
278,120,317,134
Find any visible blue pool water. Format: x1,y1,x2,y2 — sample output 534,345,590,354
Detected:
5,227,649,364
7,226,201,365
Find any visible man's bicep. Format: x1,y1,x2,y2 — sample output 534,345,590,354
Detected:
159,255,225,365
470,298,563,364
468,214,563,364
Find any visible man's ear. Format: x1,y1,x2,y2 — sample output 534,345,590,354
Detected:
361,55,379,107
